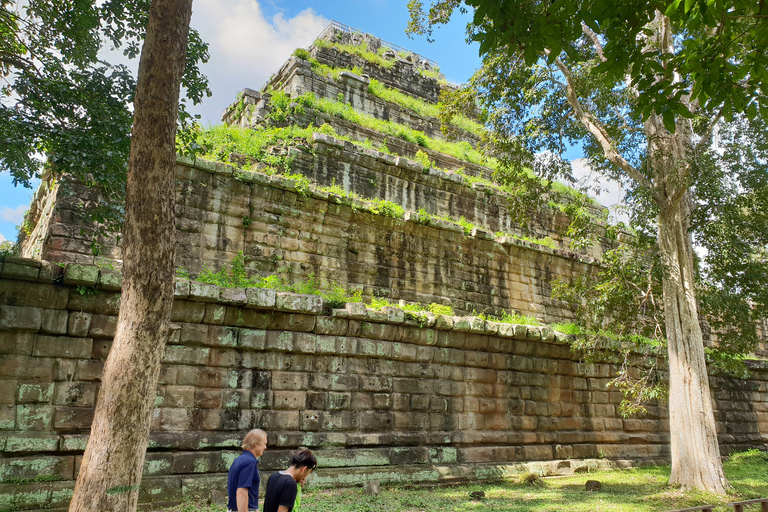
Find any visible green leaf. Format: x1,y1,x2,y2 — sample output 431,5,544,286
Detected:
662,110,676,132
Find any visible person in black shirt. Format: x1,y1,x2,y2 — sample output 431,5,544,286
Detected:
263,449,318,512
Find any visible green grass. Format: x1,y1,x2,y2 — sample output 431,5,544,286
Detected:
369,297,455,317
477,310,542,326
178,253,362,308
151,451,768,512
292,49,482,138
313,38,395,69
367,78,484,137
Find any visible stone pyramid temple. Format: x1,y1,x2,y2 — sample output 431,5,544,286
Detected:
2,21,767,510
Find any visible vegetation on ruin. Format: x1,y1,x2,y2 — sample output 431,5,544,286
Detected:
313,37,396,70
366,78,484,137
177,253,362,309
291,49,481,137
476,310,542,326
151,449,768,512
369,297,455,317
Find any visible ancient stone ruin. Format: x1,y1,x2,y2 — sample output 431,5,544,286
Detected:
2,21,768,510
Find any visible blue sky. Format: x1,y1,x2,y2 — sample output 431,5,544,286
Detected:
0,1,613,243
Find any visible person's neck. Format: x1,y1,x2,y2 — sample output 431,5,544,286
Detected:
284,466,302,482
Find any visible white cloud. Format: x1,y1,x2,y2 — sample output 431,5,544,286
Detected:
0,232,6,242
0,204,26,224
190,1,329,124
571,158,629,223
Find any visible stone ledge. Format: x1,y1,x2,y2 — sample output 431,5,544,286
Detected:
174,150,604,267
0,267,577,345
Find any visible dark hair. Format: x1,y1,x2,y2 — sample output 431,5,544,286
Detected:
290,449,317,470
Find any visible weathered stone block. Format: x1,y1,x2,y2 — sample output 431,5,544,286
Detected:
272,371,309,390
143,453,173,476
16,404,53,430
4,433,59,452
0,279,69,310
246,287,277,309
67,290,120,315
154,407,192,432
220,287,247,306
275,292,323,314
273,390,307,410
0,332,35,355
40,310,68,335
0,455,75,482
314,316,347,336
63,264,99,286
179,322,209,345
238,328,265,351
164,345,210,365
53,406,95,429
33,335,92,359
0,379,16,405
0,404,14,429
88,314,117,338
189,281,219,302
98,268,123,291
67,311,91,337
261,410,300,430
224,307,272,328
53,382,98,408
17,382,54,403
266,330,294,352
74,360,103,381
204,303,227,325
0,355,53,379
293,332,317,353
171,301,206,323
0,305,42,332
2,258,41,282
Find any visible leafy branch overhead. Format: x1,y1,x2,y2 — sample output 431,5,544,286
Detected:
0,0,210,235
408,0,768,124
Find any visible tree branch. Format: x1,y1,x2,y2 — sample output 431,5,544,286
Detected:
551,54,661,201
581,23,607,63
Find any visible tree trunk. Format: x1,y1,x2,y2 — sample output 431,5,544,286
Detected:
69,1,192,511
658,196,727,492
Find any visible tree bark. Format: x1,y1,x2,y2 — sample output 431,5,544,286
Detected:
646,108,728,493
658,195,728,492
69,1,192,511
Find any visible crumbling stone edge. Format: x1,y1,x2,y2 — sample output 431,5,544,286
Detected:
0,255,571,345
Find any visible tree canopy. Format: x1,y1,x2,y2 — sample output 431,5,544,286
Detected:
0,0,209,232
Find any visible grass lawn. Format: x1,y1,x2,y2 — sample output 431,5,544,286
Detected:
154,450,768,512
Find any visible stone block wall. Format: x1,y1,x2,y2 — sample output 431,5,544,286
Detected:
254,56,480,147
21,155,606,322
0,261,767,510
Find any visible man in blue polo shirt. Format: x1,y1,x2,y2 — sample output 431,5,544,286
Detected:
227,429,267,512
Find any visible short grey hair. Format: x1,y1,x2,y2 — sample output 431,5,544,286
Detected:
242,429,267,450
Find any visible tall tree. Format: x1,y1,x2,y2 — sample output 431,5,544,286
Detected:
3,0,207,509
408,0,768,493
67,1,193,510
